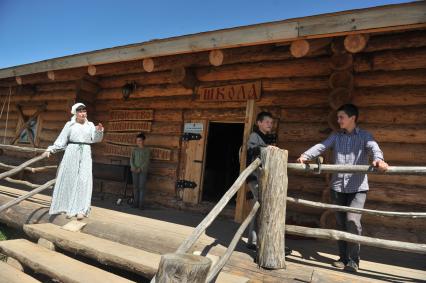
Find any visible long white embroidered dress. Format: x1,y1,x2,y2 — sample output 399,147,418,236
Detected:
48,118,103,216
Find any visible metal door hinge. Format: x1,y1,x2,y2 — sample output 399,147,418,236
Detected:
176,180,197,189
182,132,202,141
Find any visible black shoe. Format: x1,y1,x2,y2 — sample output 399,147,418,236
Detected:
344,260,359,273
332,257,347,269
285,246,292,256
246,243,257,250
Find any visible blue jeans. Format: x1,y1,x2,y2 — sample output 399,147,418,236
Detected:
132,172,148,208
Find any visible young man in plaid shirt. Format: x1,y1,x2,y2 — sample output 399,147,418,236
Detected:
297,104,388,272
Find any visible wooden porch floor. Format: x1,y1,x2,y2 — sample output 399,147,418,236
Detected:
0,185,425,283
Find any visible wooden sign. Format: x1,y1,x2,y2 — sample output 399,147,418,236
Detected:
109,109,154,121
108,121,152,132
104,143,171,161
198,81,261,101
104,132,136,146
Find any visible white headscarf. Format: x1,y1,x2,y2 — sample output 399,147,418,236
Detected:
70,102,87,124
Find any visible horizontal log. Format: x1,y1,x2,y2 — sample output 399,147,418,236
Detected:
364,30,426,53
352,85,426,107
183,108,245,122
46,67,88,82
151,122,182,135
88,60,145,77
95,90,330,111
280,108,329,123
328,87,352,110
354,69,426,88
329,71,354,89
369,174,426,187
278,122,329,143
104,133,180,148
380,143,426,164
358,106,426,125
354,47,426,72
36,81,77,92
285,225,426,254
99,71,179,89
14,73,49,85
262,76,329,92
40,111,70,121
287,163,426,175
368,183,426,206
154,109,183,122
288,175,326,195
0,161,57,173
41,121,66,131
9,90,76,103
0,144,46,154
287,197,426,218
97,84,193,100
363,124,426,144
196,57,332,82
149,163,178,178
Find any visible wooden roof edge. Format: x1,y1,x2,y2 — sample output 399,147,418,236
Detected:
0,1,425,80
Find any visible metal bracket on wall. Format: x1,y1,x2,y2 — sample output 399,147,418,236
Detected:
176,180,197,189
182,132,202,141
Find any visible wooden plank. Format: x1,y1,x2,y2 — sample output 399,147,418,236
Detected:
235,99,256,222
109,109,154,121
182,120,208,204
0,260,41,283
0,239,136,283
197,81,261,101
107,121,152,132
103,143,173,161
104,132,180,148
1,2,424,79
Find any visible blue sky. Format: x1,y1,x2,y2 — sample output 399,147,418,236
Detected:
0,0,413,69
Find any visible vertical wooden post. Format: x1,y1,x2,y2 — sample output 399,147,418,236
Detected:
155,253,212,283
235,99,256,222
257,146,288,269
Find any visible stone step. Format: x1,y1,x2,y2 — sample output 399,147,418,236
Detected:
24,223,249,283
0,260,41,283
0,239,136,283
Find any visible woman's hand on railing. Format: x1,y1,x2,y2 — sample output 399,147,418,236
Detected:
296,156,307,164
372,160,389,172
41,151,50,159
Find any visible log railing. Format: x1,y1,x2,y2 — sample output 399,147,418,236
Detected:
153,146,426,282
0,144,56,214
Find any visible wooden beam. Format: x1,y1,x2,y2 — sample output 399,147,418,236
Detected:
0,2,424,79
234,99,256,223
344,34,369,53
257,146,288,269
285,225,426,254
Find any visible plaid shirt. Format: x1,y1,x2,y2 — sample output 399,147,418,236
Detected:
301,127,384,193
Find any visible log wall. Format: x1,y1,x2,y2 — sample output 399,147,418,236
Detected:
0,28,425,242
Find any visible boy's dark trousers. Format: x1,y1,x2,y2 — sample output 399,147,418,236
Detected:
330,190,367,265
132,172,148,208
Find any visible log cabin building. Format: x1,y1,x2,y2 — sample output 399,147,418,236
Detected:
0,2,425,244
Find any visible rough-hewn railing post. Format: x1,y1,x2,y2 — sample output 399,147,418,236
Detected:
155,253,212,283
257,146,288,269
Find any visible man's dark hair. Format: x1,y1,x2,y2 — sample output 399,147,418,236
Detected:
337,104,359,122
136,132,146,140
256,111,273,122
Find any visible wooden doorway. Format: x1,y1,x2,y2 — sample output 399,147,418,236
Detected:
202,122,244,204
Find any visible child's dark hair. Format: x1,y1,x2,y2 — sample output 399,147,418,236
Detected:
256,111,273,122
136,132,146,140
337,104,359,122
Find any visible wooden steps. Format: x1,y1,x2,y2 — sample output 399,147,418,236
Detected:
24,223,249,283
0,260,41,283
0,239,136,283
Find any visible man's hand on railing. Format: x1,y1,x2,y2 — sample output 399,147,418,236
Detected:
372,160,389,172
296,156,307,164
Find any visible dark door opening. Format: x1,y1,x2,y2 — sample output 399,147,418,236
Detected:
202,122,244,204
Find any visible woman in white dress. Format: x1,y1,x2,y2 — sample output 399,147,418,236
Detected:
43,103,104,220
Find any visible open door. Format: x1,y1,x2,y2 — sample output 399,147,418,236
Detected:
181,120,208,204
